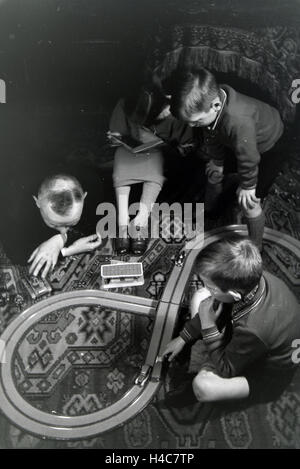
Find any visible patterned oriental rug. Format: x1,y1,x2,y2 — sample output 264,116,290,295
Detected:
0,137,299,448
0,224,299,449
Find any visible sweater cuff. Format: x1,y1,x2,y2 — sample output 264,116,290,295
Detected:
180,328,195,344
211,159,224,167
202,326,222,343
240,183,257,190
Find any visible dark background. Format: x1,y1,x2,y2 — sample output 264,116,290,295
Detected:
0,0,299,246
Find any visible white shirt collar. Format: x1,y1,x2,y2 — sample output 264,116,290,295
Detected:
208,88,227,131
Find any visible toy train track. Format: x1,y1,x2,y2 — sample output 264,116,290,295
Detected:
0,225,299,439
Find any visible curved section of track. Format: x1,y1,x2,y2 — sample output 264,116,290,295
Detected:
0,225,298,439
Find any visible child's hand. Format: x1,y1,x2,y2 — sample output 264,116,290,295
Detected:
28,234,65,278
160,336,186,362
198,296,222,329
237,187,260,210
190,288,211,317
205,160,224,184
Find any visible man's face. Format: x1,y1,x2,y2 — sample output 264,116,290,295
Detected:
200,275,238,303
37,198,84,235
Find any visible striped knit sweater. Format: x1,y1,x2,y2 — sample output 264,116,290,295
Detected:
180,271,300,378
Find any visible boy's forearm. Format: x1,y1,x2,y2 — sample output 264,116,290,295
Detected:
180,315,203,343
238,161,259,189
235,137,261,189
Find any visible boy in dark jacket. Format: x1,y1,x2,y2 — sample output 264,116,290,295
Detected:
161,234,300,404
171,68,284,250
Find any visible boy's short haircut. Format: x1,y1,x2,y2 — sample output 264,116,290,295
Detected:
38,174,84,217
195,234,263,294
171,67,221,120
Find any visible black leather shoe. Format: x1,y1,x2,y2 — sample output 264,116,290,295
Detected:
130,226,148,256
115,236,130,255
115,226,130,255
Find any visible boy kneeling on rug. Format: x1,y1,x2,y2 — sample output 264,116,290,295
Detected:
161,234,300,406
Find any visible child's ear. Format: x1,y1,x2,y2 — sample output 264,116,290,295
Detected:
33,195,40,208
83,192,88,200
228,290,242,301
211,96,222,112
212,101,222,111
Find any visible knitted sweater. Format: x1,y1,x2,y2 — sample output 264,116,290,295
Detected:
200,85,284,189
180,271,300,378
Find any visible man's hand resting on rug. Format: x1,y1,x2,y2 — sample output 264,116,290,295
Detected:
61,234,102,257
160,336,186,362
28,234,65,279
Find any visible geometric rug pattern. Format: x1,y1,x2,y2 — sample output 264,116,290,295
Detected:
0,223,300,448
13,305,136,415
0,135,300,447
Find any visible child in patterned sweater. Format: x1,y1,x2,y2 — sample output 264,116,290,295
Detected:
161,234,300,405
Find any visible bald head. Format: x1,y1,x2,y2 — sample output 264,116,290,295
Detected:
34,174,87,234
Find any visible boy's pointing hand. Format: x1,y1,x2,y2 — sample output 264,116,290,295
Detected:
159,336,186,362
